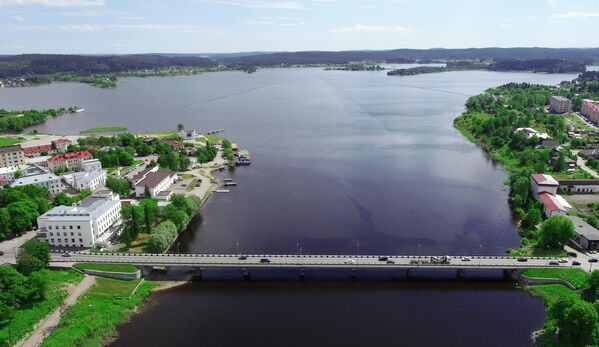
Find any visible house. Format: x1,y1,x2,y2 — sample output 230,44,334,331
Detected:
549,96,572,114
550,156,576,171
131,166,177,199
179,129,206,141
51,138,72,152
10,170,63,195
567,215,599,251
65,159,106,192
582,99,599,124
0,166,19,182
578,149,599,160
538,192,572,218
22,144,53,157
515,127,550,140
36,190,122,248
47,150,93,172
530,174,559,198
559,179,599,194
25,156,52,168
540,140,560,149
164,140,185,151
0,144,25,167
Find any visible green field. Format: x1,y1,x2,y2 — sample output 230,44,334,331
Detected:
41,277,157,347
74,262,138,274
80,126,128,134
523,268,590,288
527,284,581,306
0,136,24,146
0,269,83,346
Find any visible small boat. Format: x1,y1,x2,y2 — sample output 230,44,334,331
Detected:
74,108,85,113
224,182,237,187
222,178,233,182
213,189,230,193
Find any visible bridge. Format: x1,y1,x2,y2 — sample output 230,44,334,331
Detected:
50,252,569,271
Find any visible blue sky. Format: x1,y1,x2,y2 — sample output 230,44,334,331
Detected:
0,0,598,54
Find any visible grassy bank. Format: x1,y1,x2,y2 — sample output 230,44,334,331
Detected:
523,268,589,288
41,277,157,347
0,269,83,346
74,263,138,274
0,136,24,146
80,126,128,134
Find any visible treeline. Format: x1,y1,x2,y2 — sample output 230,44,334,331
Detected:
0,54,217,79
387,66,447,76
0,108,68,132
493,58,586,73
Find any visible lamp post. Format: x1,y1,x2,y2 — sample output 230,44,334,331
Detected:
236,242,239,256
296,242,299,266
357,242,360,267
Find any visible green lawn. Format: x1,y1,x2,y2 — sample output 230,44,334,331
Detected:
523,268,589,288
116,233,150,253
0,136,23,146
74,262,138,274
0,269,83,346
507,246,567,258
41,277,157,347
80,126,128,134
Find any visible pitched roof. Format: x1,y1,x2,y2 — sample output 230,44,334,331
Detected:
567,215,599,241
0,144,22,153
538,192,569,212
135,169,175,189
48,150,92,162
531,174,559,186
23,144,53,155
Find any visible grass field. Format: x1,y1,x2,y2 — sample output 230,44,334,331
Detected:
80,126,127,134
0,269,83,347
74,263,138,274
41,277,157,347
116,233,149,253
523,268,589,288
0,136,24,146
527,284,581,307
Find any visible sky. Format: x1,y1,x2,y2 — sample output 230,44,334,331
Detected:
0,0,598,54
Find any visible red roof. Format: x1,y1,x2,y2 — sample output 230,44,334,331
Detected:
23,144,53,155
539,192,562,212
48,150,92,162
584,100,599,113
531,174,558,186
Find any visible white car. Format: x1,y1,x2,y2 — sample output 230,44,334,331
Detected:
344,258,355,264
461,257,472,262
558,258,568,263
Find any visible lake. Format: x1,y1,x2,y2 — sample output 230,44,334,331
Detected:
0,68,576,346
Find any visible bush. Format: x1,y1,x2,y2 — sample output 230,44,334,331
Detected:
147,221,178,253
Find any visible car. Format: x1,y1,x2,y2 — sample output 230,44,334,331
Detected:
62,252,72,257
378,256,388,261
461,257,471,262
0,250,4,256
517,257,528,262
558,258,568,263
386,260,395,264
344,258,355,265
573,261,581,266
409,259,419,265
568,252,578,258
548,261,559,266
238,256,247,260
589,258,598,263
259,258,270,263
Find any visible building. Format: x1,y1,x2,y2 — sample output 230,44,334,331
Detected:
0,166,19,181
559,179,599,194
515,127,550,140
131,166,177,199
538,192,572,217
10,170,63,194
549,96,572,113
36,190,122,248
47,150,93,172
82,159,102,173
164,140,185,151
25,156,51,168
51,138,72,153
550,156,576,171
0,145,25,168
22,144,53,157
567,215,599,251
179,129,206,141
540,140,560,149
578,149,599,160
531,174,559,199
65,159,106,192
582,99,599,124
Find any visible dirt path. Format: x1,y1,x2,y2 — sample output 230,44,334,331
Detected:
18,275,96,347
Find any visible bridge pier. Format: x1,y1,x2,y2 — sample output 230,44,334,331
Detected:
242,268,251,281
456,269,465,279
140,266,154,278
350,268,357,281
299,267,305,281
406,268,414,279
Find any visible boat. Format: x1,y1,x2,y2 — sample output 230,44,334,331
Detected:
222,178,233,182
212,189,230,193
74,108,85,113
224,182,237,187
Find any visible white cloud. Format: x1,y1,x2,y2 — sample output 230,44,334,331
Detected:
107,24,223,34
12,14,24,21
329,24,413,34
59,24,99,30
552,12,599,19
0,0,104,6
196,0,303,9
547,0,557,7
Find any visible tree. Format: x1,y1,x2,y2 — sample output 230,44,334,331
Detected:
588,270,599,301
177,123,184,132
0,209,10,240
147,221,178,253
6,200,39,235
163,204,189,232
105,176,130,196
121,205,143,246
538,215,575,249
553,154,567,172
139,199,158,233
550,297,597,345
17,240,50,275
521,208,542,230
144,185,151,198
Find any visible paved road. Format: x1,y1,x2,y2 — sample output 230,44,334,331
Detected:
0,231,37,265
573,150,599,178
49,253,576,270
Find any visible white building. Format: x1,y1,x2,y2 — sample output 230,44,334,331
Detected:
538,192,572,218
549,96,572,114
582,99,599,124
25,156,52,168
568,215,599,251
180,129,206,141
0,166,19,181
70,171,107,192
82,159,102,173
36,190,122,248
559,179,599,194
10,168,63,195
515,127,550,140
530,174,559,199
131,166,177,199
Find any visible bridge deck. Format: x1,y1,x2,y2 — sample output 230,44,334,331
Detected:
50,253,572,270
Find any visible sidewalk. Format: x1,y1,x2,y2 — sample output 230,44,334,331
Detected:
0,230,37,264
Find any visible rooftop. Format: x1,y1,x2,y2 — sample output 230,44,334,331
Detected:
23,144,53,155
0,144,22,153
538,192,568,212
48,150,92,162
40,191,119,220
136,169,175,188
551,96,570,102
531,173,559,186
11,172,60,187
559,179,599,186
584,99,599,113
567,215,599,241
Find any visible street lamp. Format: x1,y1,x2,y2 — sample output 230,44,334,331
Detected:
357,243,360,267
296,242,299,266
236,242,240,256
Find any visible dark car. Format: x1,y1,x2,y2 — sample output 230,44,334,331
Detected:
259,258,271,263
378,257,388,261
0,250,4,256
517,257,528,262
589,258,598,263
572,261,581,266
409,260,419,264
386,260,395,264
568,252,578,258
238,256,247,260
548,261,559,266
